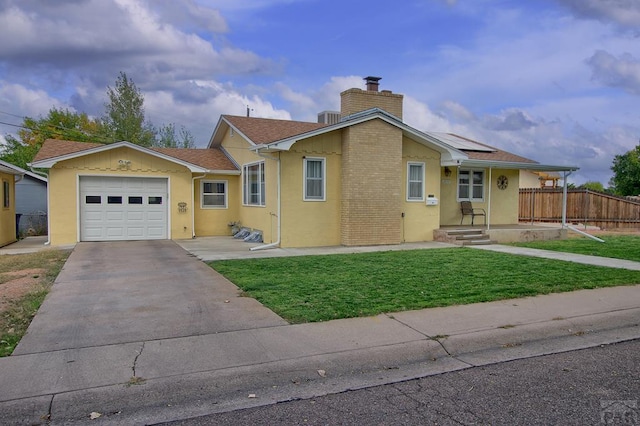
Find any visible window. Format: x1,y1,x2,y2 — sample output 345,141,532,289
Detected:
128,196,143,205
86,195,101,204
148,196,163,205
243,162,265,206
458,169,485,201
107,196,122,204
407,162,425,201
201,180,227,208
2,181,9,208
304,158,325,201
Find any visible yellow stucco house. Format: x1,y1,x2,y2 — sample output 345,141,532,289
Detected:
31,77,578,248
0,160,24,247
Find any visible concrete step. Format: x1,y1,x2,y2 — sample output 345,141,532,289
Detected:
444,229,485,236
461,239,495,246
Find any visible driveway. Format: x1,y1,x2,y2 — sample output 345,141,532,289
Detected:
13,240,287,355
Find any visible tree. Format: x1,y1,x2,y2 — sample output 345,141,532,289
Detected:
0,108,106,169
103,72,156,146
154,123,196,148
578,181,605,192
610,145,640,196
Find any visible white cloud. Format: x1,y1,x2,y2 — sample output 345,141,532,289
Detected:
0,82,69,119
555,0,640,30
586,50,640,95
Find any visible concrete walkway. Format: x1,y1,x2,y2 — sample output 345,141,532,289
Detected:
471,244,640,271
0,239,639,424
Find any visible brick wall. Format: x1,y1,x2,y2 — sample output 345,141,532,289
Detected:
341,120,402,246
340,88,404,120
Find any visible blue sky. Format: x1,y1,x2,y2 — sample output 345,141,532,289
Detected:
1,0,639,186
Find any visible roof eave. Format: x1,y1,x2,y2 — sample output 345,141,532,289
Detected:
31,141,208,173
252,110,467,164
204,170,241,175
210,116,258,148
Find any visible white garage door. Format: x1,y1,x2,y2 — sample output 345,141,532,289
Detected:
80,176,168,241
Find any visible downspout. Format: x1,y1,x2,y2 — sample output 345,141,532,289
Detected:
29,166,51,245
191,173,206,238
251,151,281,251
487,167,492,231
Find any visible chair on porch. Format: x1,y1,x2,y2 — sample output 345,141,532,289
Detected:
460,201,486,226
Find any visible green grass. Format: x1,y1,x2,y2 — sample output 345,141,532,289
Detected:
0,250,70,357
210,248,640,323
511,234,640,262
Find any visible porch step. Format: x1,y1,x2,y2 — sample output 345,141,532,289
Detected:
433,228,496,246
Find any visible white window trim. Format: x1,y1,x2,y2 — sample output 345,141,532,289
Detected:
303,157,326,201
242,161,266,207
457,169,485,202
201,180,227,209
406,162,425,202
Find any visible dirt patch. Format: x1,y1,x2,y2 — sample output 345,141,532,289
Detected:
0,268,46,314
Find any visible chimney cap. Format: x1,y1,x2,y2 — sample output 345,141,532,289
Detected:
364,76,382,92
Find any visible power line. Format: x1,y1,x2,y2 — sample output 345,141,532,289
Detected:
0,110,27,120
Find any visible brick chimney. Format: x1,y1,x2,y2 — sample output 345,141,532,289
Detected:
340,76,404,120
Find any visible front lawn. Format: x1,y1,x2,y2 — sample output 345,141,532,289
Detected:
209,248,640,323
0,250,70,356
512,234,640,262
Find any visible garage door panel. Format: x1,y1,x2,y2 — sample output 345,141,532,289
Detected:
127,211,144,221
80,177,168,241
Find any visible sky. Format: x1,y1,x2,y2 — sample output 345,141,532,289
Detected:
0,0,639,186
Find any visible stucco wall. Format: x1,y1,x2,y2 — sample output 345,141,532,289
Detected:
219,127,276,243
47,147,193,245
193,173,240,237
440,168,521,226
280,132,342,247
0,172,16,247
401,138,441,242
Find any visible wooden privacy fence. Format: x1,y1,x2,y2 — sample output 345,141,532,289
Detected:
519,189,640,229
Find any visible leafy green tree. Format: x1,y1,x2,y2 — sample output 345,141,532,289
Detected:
0,108,106,169
155,123,196,148
103,72,156,146
578,181,605,192
610,145,640,196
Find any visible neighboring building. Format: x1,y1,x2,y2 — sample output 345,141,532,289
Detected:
8,164,48,236
0,160,24,247
31,77,578,247
520,170,562,189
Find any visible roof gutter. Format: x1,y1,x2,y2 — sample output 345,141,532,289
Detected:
460,160,579,172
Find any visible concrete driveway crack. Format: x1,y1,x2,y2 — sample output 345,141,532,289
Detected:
132,341,145,377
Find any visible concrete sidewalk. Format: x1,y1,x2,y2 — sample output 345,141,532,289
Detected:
1,284,638,424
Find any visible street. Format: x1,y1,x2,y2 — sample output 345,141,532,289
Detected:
165,339,640,425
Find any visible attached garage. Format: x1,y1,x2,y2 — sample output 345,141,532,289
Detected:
79,176,168,241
